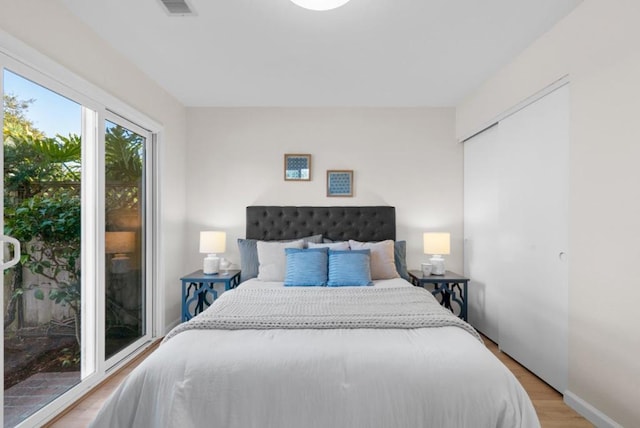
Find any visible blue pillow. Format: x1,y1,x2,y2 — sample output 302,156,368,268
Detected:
327,249,372,287
237,234,323,283
394,240,410,281
284,248,328,286
325,238,409,281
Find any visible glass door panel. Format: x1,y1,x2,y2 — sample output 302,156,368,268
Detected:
104,118,148,360
2,69,82,427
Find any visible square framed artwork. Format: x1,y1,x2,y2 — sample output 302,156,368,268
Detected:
326,170,353,197
284,154,311,181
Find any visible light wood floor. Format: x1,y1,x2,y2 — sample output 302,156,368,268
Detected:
482,336,593,428
44,341,161,428
46,336,592,428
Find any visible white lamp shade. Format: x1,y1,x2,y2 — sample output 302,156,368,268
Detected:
423,232,450,255
290,0,351,11
200,231,226,254
105,231,136,254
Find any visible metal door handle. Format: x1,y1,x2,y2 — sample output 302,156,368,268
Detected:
1,235,21,269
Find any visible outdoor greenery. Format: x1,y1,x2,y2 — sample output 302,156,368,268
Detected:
3,95,81,341
3,94,143,352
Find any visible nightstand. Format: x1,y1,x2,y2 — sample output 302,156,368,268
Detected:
408,270,469,321
180,269,241,322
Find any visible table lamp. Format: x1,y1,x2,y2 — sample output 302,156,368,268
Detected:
200,231,226,274
106,231,136,274
423,232,450,276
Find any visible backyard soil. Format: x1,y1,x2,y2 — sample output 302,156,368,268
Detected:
4,334,79,389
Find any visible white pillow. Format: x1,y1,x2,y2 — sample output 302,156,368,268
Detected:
257,239,304,281
307,241,350,251
348,239,399,280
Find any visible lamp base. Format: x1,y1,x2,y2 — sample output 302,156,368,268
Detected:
429,255,446,275
203,254,220,275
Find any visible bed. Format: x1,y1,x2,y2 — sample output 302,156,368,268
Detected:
90,206,539,428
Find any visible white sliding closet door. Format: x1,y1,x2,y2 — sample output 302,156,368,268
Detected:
464,125,501,342
464,84,569,393
498,84,569,393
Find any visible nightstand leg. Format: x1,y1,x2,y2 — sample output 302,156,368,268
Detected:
181,280,188,322
462,281,468,321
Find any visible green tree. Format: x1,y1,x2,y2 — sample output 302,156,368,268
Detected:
3,94,81,338
105,124,143,183
2,94,44,139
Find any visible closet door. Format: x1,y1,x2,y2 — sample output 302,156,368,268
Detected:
464,125,501,342
498,84,569,393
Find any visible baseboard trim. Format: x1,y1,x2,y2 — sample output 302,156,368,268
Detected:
564,390,622,428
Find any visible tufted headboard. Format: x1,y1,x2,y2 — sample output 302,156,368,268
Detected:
245,206,396,242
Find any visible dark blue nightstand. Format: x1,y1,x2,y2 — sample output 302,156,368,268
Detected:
408,270,469,321
180,269,241,322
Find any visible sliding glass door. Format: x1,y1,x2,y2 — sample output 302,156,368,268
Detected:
104,115,152,362
2,69,83,427
1,57,155,427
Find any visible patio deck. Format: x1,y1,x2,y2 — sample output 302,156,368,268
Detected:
4,371,80,428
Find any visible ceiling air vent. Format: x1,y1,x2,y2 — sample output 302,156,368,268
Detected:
158,0,196,16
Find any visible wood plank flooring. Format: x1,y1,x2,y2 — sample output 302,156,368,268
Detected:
482,336,593,428
46,336,592,428
44,341,161,428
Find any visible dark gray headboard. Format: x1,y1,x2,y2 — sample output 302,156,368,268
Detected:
246,206,396,242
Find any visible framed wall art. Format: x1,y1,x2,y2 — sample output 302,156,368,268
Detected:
326,170,353,197
284,154,311,181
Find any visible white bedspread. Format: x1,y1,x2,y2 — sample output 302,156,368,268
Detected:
91,279,540,428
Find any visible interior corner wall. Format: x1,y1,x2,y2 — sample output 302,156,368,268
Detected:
456,1,640,426
185,107,461,276
0,0,189,330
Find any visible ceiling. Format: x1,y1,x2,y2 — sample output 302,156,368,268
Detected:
60,0,582,107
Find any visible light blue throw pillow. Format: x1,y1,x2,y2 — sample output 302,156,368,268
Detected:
284,248,329,286
327,249,372,287
323,238,409,281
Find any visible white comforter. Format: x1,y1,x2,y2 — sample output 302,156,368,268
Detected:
91,279,540,428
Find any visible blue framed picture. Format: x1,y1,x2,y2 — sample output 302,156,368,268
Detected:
284,154,311,181
327,170,353,197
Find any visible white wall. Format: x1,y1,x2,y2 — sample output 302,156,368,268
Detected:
0,0,188,330
457,1,640,426
185,107,462,279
